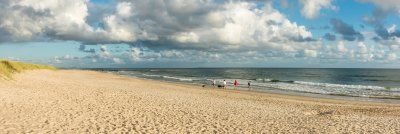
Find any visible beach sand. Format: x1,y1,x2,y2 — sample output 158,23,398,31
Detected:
0,70,400,133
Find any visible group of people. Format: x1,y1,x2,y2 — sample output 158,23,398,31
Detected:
210,79,251,89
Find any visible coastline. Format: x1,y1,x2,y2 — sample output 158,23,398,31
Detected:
118,73,400,104
109,68,400,102
1,70,400,133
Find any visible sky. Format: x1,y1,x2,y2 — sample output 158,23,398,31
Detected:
0,0,400,68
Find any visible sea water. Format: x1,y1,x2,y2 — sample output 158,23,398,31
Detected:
94,68,400,102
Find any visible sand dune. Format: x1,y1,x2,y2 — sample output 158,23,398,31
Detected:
0,70,400,133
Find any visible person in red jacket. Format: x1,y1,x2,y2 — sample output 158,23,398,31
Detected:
234,80,239,89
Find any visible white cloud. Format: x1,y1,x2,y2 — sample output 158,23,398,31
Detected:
358,42,368,54
97,45,124,64
170,32,199,43
112,57,124,64
337,41,348,53
102,15,136,42
129,47,141,61
299,0,334,19
117,2,133,18
0,0,90,41
63,55,76,60
202,2,316,51
7,1,317,50
356,42,374,62
388,24,397,34
304,49,318,57
0,0,318,53
6,0,400,66
318,40,393,62
387,53,397,61
373,25,400,51
51,54,79,64
0,0,153,44
53,56,62,64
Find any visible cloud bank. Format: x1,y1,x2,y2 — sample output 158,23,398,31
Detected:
0,0,399,67
0,0,318,50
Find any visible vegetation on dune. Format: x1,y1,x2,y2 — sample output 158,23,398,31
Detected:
0,60,56,78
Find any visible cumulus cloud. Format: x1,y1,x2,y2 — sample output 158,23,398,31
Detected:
303,49,318,58
169,32,199,43
299,0,336,19
52,54,80,64
371,24,400,52
2,0,399,66
109,0,320,53
361,6,400,50
318,40,350,60
123,46,298,64
337,41,348,53
0,0,90,42
96,45,124,64
129,47,142,62
356,42,373,62
116,2,133,18
330,18,364,41
0,0,318,52
386,53,397,61
317,40,393,63
374,25,400,40
0,0,152,44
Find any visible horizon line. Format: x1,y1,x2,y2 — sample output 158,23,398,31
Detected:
67,67,400,70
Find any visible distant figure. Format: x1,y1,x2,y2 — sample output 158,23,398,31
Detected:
212,79,216,87
248,81,251,89
223,80,227,89
234,80,239,89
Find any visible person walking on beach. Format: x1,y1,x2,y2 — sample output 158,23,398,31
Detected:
248,81,251,89
212,79,216,88
223,80,227,89
234,80,239,89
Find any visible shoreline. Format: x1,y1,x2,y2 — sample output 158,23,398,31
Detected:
108,69,400,104
117,73,400,105
107,71,400,110
1,70,400,133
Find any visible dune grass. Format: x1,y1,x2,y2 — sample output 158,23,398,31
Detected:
0,60,56,79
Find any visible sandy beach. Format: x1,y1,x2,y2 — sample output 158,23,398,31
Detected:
0,70,400,133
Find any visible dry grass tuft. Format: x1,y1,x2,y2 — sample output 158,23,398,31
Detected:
0,60,56,79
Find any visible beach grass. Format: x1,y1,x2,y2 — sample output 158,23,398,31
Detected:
0,60,56,78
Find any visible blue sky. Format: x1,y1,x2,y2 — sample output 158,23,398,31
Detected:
1,0,400,68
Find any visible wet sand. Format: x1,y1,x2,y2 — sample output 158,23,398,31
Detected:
0,70,400,133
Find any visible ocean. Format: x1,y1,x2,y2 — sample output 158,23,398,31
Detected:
94,68,400,101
